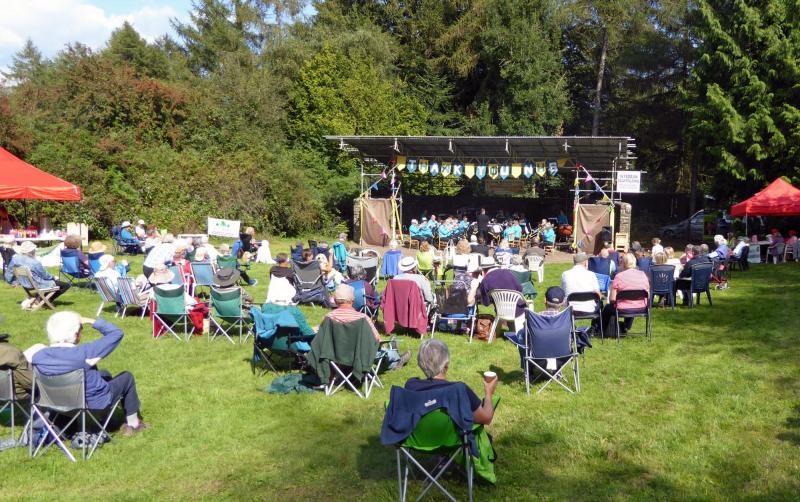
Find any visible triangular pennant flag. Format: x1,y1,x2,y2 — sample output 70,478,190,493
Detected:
407,158,417,173
557,158,568,168
585,173,593,183
523,162,534,178
418,158,429,174
453,162,464,177
430,161,440,176
395,155,407,171
475,164,487,180
441,162,452,177
488,163,499,179
464,162,475,179
499,164,510,180
511,163,522,178
547,160,558,176
574,177,580,187
535,161,546,177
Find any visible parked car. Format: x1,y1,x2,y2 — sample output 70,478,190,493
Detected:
660,210,706,241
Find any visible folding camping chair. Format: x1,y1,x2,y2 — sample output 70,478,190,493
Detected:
594,273,611,295
117,277,150,319
209,286,250,344
650,265,676,308
506,308,580,394
309,317,383,399
567,292,602,340
612,289,652,341
588,256,612,276
111,226,141,255
350,279,379,319
685,263,713,308
190,261,215,297
385,387,478,502
93,276,119,316
12,266,60,310
250,307,313,375
510,270,537,306
488,289,524,344
1,369,30,444
291,260,328,307
152,285,189,341
216,255,239,270
381,279,430,337
29,369,120,462
525,254,544,283
431,281,476,339
167,264,185,288
346,254,379,288
59,254,92,287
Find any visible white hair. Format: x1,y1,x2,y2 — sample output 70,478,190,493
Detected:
713,234,725,245
417,339,450,379
46,311,82,345
201,235,209,244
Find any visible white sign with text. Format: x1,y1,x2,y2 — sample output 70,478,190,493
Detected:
616,171,642,193
207,217,241,238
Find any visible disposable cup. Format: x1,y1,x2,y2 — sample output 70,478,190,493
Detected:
483,371,497,383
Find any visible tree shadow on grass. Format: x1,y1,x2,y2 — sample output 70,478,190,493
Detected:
777,404,800,446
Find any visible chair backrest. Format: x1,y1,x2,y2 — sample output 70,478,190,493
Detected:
636,256,652,274
87,253,103,274
154,285,185,315
360,249,380,259
12,266,36,290
252,307,301,352
402,408,463,450
117,277,142,305
566,292,600,311
510,269,532,285
292,260,323,289
615,289,649,304
649,265,675,294
434,281,470,316
210,286,242,318
489,289,524,321
690,263,713,291
60,254,82,275
167,265,184,285
350,280,369,311
594,273,611,293
525,307,574,359
32,368,85,413
190,262,215,286
94,277,118,303
588,256,611,276
346,255,379,283
526,254,543,271
0,369,14,401
216,256,238,270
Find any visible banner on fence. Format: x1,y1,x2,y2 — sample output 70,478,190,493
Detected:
207,217,241,238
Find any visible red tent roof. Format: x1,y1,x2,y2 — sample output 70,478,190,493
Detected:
0,147,81,201
730,178,800,217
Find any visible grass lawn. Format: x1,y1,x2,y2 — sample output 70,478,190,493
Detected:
1,240,799,500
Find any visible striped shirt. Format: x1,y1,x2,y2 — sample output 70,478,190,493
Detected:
325,305,381,341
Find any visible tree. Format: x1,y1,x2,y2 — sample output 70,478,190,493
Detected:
2,39,45,83
686,0,800,197
106,22,169,78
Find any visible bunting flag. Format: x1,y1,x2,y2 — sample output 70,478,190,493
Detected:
395,155,407,170
488,163,499,179
430,161,440,176
418,158,429,174
511,162,522,178
499,163,510,180
547,160,558,176
585,173,593,183
574,177,580,187
475,164,487,180
465,162,475,178
535,161,546,177
523,162,534,178
557,158,568,167
407,158,417,173
453,162,464,177
441,162,451,176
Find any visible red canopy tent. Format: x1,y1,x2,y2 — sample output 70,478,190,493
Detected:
730,178,800,217
0,147,81,201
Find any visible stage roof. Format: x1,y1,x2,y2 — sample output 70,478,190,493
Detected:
325,135,636,170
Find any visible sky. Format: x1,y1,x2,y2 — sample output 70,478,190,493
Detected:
0,0,195,72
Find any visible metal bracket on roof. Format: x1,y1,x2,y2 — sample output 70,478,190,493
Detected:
392,138,400,153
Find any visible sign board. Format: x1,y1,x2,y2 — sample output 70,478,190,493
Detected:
207,217,241,238
616,171,641,193
485,179,525,196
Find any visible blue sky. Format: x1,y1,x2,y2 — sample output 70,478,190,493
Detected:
0,0,195,72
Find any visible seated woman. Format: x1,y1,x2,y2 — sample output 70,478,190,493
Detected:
404,339,498,483
233,226,259,259
344,264,379,311
94,254,131,288
601,253,650,337
316,252,343,290
61,234,92,277
217,244,257,286
663,247,683,278
708,234,729,260
416,241,437,278
31,312,148,436
494,239,513,267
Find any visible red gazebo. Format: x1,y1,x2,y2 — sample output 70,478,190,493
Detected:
730,178,800,217
0,147,81,201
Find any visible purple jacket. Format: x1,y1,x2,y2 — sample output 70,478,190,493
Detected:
479,269,526,316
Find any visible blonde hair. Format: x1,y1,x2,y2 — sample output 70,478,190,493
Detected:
622,253,637,270
654,252,667,265
664,246,675,259
455,239,470,255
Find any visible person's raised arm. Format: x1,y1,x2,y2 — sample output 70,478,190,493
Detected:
473,377,498,425
79,317,124,364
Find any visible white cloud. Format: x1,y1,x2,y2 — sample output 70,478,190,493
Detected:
0,0,188,72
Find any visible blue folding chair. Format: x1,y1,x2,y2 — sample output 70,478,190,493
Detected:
87,252,103,275
687,263,713,307
649,265,676,309
250,308,313,375
588,256,612,276
190,262,215,297
350,280,379,319
430,281,476,339
594,273,611,295
59,254,92,287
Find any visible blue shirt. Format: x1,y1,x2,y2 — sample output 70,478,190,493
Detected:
409,224,420,237
543,228,555,243
120,228,137,242
709,243,729,260
32,319,124,410
4,253,56,289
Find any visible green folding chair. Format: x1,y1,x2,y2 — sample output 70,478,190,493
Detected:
152,285,189,341
216,256,239,270
510,269,537,306
209,286,251,344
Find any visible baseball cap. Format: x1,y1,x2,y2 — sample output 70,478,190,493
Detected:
545,286,565,304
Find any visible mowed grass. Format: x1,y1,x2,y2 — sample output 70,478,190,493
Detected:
1,240,799,501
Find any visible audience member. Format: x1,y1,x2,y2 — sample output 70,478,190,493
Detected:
5,241,71,308
416,241,437,278
134,219,147,240
0,340,33,400
651,237,664,256
345,264,379,311
478,257,525,332
142,233,176,279
60,234,92,277
601,253,650,337
708,234,729,260
561,252,601,315
395,256,435,306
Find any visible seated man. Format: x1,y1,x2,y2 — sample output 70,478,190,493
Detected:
478,257,525,332
394,256,436,307
325,284,410,371
560,252,601,315
601,253,650,336
731,236,748,259
5,241,71,307
675,244,710,303
0,339,33,400
217,244,257,286
402,339,498,483
31,312,148,436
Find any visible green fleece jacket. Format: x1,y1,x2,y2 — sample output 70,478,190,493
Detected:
308,318,379,383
